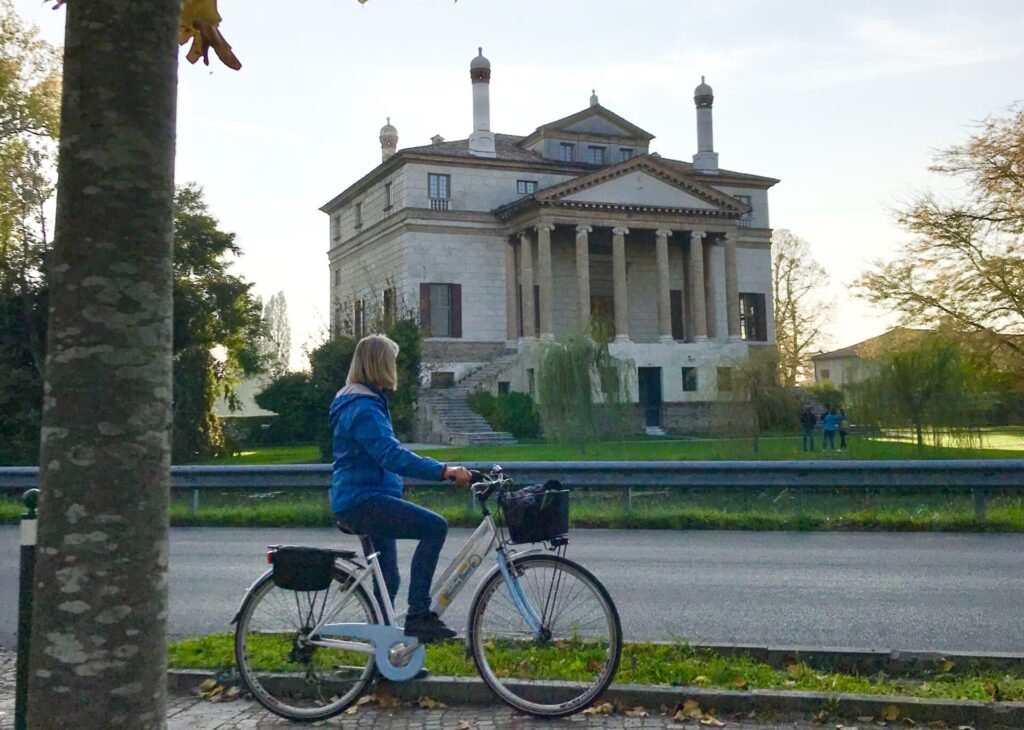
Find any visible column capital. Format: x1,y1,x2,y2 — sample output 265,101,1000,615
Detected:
691,229,706,240
518,229,532,241
576,224,593,235
655,228,674,239
612,225,630,236
535,221,556,233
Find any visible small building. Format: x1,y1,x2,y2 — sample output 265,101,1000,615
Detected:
812,329,927,386
322,49,780,438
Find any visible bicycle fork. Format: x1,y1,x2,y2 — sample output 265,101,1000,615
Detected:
496,548,547,640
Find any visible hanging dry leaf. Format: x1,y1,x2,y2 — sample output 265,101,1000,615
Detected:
881,704,900,721
179,0,241,70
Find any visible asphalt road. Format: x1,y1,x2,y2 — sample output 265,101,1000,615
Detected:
1,526,1022,653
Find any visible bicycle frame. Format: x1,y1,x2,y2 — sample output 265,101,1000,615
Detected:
300,511,548,664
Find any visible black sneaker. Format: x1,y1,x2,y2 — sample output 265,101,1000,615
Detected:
404,611,457,643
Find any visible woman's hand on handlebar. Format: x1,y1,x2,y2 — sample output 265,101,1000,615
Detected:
443,465,472,486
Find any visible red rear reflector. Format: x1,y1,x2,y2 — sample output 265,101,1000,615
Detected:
267,551,274,564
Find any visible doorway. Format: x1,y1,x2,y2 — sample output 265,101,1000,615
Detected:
637,367,662,428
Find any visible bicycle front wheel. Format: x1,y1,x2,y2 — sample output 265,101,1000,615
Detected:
234,567,378,722
468,554,622,717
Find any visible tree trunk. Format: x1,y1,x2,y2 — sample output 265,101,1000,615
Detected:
27,2,180,728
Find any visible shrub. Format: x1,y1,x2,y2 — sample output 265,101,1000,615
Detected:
467,390,541,439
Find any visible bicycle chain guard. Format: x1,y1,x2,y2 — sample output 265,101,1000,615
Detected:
316,623,426,681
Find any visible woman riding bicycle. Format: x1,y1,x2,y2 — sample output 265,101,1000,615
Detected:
330,334,471,642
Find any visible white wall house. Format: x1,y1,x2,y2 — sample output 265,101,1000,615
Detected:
322,50,780,436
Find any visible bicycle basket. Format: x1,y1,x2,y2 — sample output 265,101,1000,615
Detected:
270,546,335,592
499,480,569,544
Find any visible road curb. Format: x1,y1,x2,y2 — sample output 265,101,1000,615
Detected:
168,669,1024,727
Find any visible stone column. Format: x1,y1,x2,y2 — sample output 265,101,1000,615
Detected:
655,228,673,343
688,229,708,341
519,230,536,339
612,225,630,342
576,224,592,332
723,230,741,340
504,238,518,345
536,222,555,341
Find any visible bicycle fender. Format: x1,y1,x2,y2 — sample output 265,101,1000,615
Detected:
231,567,273,624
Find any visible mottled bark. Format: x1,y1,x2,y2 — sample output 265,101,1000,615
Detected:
27,1,180,728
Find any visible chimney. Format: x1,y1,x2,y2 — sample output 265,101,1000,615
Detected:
379,117,398,162
468,47,496,158
431,134,445,145
692,76,719,172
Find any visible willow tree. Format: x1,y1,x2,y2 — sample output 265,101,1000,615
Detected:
536,330,634,453
847,336,988,450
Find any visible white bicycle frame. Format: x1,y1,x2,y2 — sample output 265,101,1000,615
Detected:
295,482,548,661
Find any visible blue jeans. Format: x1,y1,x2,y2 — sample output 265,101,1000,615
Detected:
802,427,815,451
823,430,836,450
335,494,448,617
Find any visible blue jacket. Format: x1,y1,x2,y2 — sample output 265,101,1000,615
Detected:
822,413,838,431
328,382,445,515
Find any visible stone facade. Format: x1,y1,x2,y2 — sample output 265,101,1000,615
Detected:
321,52,780,436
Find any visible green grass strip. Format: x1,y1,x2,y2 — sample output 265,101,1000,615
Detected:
169,634,1024,703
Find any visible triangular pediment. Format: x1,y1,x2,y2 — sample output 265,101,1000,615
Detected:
520,105,654,147
535,156,748,214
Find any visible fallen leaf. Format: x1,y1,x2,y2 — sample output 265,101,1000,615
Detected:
455,722,473,730
199,678,217,692
731,678,747,689
857,717,874,723
356,694,376,706
418,696,447,709
583,701,614,715
344,706,359,715
940,659,955,673
693,675,711,685
624,705,648,718
926,722,948,729
881,704,900,721
700,717,726,727
834,725,859,730
955,726,975,730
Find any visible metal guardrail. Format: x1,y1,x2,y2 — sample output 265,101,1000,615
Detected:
2,460,1023,517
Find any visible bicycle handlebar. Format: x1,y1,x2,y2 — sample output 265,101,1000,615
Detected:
469,465,512,505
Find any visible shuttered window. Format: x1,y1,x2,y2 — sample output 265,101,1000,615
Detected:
419,283,462,338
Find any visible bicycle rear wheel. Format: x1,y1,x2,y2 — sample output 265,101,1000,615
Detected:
234,567,378,722
468,553,622,717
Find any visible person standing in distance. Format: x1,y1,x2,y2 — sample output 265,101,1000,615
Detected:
330,334,472,642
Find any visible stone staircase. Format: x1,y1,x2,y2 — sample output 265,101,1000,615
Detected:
421,353,520,446
791,386,828,423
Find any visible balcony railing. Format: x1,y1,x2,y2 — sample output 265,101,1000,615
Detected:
430,198,450,211
738,216,752,228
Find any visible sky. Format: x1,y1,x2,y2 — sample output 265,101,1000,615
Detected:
13,0,1024,368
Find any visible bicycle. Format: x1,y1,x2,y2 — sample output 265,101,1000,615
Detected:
231,465,622,722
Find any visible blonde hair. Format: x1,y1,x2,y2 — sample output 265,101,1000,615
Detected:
347,334,400,390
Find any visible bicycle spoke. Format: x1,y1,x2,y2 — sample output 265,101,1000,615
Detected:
470,555,621,717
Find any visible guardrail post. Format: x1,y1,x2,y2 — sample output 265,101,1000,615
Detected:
190,488,200,516
15,488,39,730
972,487,989,521
620,486,632,514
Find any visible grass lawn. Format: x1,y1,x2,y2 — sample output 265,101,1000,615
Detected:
209,429,1024,467
168,633,1024,703
208,444,321,465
